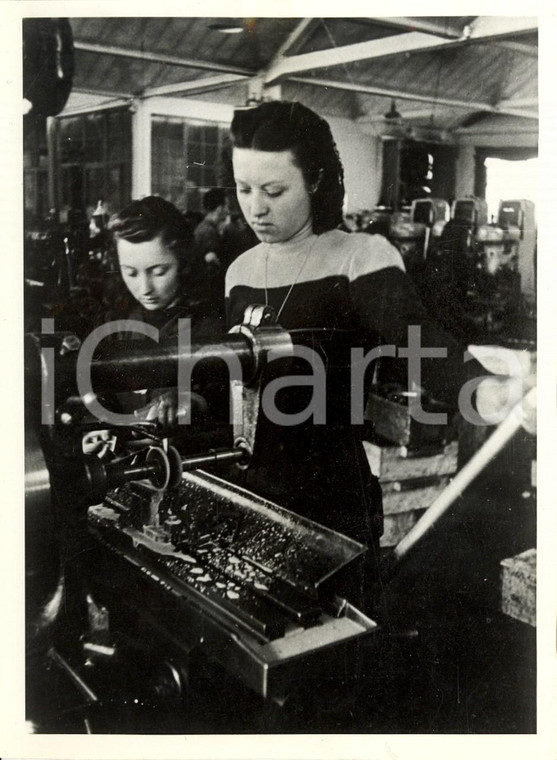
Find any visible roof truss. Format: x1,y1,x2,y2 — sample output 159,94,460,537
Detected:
264,16,537,85
70,16,538,128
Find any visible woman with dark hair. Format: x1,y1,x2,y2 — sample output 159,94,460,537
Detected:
225,102,408,608
225,101,525,612
98,196,219,426
107,195,201,328
229,100,345,237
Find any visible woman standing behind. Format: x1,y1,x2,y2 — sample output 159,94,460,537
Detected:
225,101,485,611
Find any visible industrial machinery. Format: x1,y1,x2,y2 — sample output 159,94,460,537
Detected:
410,197,450,230
497,199,536,306
468,210,523,336
428,196,488,256
452,197,489,229
389,198,450,282
25,307,379,730
419,197,488,340
418,195,532,342
388,214,427,281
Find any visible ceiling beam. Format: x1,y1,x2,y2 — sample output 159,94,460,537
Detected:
455,124,538,135
365,17,464,39
496,41,538,57
60,98,133,117
468,16,537,42
273,18,314,58
498,96,538,110
264,17,537,85
362,108,447,123
143,73,248,98
73,85,134,99
291,77,539,120
73,40,255,77
265,32,454,83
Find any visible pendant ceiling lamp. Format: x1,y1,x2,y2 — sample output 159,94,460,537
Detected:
384,99,402,120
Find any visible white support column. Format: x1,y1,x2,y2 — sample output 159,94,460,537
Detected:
246,76,282,105
264,83,282,102
454,146,476,199
132,99,152,199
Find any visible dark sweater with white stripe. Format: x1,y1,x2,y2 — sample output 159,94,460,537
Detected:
225,229,474,554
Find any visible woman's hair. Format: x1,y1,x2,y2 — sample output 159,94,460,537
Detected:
230,101,345,234
109,195,198,277
103,196,201,316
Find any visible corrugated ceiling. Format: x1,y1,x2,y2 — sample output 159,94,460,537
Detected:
66,17,538,137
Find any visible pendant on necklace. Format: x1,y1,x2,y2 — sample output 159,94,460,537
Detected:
263,237,319,321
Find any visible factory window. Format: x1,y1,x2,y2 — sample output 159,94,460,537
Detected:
56,108,132,219
484,157,538,221
151,116,229,212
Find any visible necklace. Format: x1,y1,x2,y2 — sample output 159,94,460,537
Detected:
264,235,319,321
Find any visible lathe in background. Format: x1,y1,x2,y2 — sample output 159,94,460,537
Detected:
497,199,537,309
389,198,450,283
369,195,536,345
420,196,489,341
420,197,535,344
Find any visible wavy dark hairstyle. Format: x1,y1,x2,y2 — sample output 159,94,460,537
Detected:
103,196,201,316
230,101,345,235
109,195,198,280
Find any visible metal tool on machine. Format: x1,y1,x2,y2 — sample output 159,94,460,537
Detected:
24,307,379,709
25,298,536,721
87,469,375,701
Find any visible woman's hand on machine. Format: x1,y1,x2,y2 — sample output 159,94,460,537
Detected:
82,429,116,457
143,390,179,427
133,390,209,429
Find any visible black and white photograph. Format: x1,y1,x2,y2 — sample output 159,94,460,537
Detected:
2,2,555,757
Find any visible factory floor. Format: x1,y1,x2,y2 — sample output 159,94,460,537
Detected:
26,443,536,735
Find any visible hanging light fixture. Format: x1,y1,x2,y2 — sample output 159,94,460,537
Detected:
384,99,402,120
208,22,244,34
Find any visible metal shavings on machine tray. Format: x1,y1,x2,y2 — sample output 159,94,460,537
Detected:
89,469,369,640
169,470,366,595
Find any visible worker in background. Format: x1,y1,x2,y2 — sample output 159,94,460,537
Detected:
194,188,229,324
220,211,258,270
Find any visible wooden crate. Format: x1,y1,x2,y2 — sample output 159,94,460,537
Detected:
379,477,451,548
500,549,536,627
364,392,449,449
381,477,450,516
363,440,458,483
363,435,456,548
380,510,424,548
